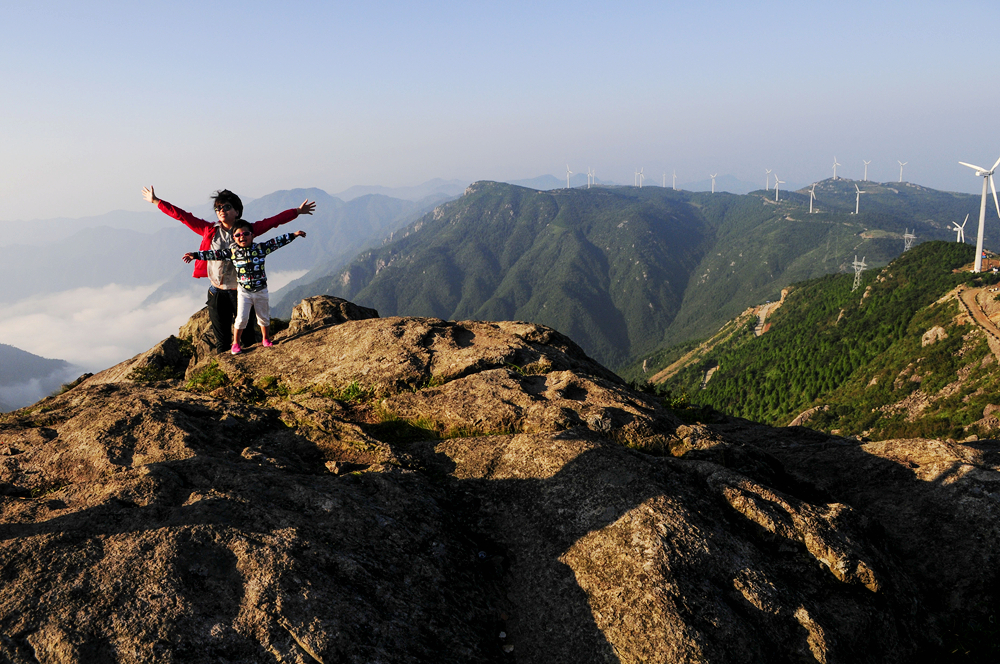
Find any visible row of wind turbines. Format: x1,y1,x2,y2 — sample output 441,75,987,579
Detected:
828,157,908,184
566,154,1000,273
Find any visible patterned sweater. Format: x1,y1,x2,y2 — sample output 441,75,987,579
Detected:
190,233,297,292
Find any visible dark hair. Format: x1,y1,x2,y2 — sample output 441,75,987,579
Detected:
212,189,243,218
232,220,253,236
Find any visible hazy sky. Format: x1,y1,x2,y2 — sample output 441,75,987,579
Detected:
2,0,997,221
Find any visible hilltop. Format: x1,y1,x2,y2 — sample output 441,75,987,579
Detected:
276,179,983,370
2,297,1000,661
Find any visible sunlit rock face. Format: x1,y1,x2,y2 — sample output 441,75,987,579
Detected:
0,296,995,662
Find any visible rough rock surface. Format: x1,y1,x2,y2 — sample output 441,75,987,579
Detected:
0,296,997,662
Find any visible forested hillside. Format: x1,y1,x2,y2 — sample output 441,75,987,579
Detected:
651,241,1000,441
280,179,983,369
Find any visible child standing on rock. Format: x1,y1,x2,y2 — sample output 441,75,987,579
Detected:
183,221,306,354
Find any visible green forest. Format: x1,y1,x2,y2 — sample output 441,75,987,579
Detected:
655,242,1000,439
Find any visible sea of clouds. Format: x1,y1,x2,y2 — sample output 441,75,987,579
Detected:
0,270,307,410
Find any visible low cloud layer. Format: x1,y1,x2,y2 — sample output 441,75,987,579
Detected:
0,270,309,378
0,370,83,412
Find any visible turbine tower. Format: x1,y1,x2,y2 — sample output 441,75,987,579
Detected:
774,174,784,201
566,165,573,189
765,168,772,191
854,183,865,215
672,170,677,190
710,173,718,193
809,183,817,213
903,229,916,252
663,173,666,188
959,154,1000,272
863,159,871,181
852,256,867,292
898,161,907,183
587,167,594,189
953,214,969,243
832,157,841,180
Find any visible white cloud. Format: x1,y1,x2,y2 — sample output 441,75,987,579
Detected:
268,269,308,292
0,283,203,374
0,270,315,376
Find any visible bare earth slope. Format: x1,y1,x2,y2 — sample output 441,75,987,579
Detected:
1,296,998,662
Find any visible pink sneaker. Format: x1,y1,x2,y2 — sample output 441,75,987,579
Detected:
230,343,242,355
262,339,274,348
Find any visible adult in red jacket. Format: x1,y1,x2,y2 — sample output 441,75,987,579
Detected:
141,186,316,352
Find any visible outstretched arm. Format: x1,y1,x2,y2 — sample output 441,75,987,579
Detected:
183,248,230,262
144,186,214,234
258,231,305,255
251,200,315,236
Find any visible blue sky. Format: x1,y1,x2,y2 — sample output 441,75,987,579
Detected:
2,0,997,220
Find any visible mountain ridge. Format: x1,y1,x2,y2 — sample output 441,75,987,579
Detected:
277,179,984,369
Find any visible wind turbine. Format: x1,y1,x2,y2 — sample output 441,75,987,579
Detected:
765,168,772,191
863,160,871,181
672,170,677,190
566,165,573,189
710,173,718,193
587,167,594,189
953,214,970,243
854,184,866,214
663,173,666,188
832,157,841,179
638,167,645,189
898,161,907,183
809,183,817,213
774,174,784,201
959,154,1000,272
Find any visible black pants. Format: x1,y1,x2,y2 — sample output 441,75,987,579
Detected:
206,287,238,352
207,288,261,351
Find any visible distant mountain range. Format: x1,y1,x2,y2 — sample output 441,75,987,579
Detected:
0,187,451,309
274,179,983,370
0,343,78,412
334,179,470,202
502,173,762,193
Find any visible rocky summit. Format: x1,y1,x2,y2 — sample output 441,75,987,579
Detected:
1,296,998,663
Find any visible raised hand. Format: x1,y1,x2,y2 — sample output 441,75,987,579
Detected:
297,199,316,216
141,186,159,205
293,230,307,238
182,252,197,263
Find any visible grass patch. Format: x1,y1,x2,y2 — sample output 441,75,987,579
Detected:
53,374,92,396
257,375,291,398
506,362,553,376
128,365,184,382
419,374,453,389
184,361,229,392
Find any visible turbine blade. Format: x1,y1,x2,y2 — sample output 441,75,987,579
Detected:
991,175,1000,219
960,161,987,172
992,154,1000,172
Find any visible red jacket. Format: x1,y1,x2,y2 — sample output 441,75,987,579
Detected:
158,200,300,279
